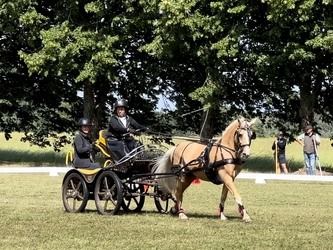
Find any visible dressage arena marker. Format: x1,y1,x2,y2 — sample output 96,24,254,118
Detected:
255,178,266,184
49,170,60,177
0,168,332,183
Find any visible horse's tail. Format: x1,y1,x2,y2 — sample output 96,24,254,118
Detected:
152,147,178,194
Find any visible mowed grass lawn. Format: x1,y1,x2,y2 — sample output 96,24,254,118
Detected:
0,174,332,249
1,133,333,249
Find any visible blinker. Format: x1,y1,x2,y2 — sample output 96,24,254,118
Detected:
251,131,256,140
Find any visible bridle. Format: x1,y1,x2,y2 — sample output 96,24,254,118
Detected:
212,121,256,157
234,122,256,155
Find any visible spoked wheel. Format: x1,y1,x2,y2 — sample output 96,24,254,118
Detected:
94,170,123,215
154,185,170,213
122,183,145,212
62,172,89,213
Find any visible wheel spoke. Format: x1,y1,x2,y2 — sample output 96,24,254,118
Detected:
103,177,110,190
72,199,77,210
131,197,140,206
69,179,75,189
97,190,105,198
77,193,84,201
125,199,132,208
103,200,109,211
65,190,72,199
109,198,118,207
77,181,82,190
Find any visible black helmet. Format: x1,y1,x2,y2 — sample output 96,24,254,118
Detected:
114,99,129,110
77,117,92,127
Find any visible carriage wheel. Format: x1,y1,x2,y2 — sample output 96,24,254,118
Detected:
94,170,123,215
121,183,145,212
153,185,170,213
62,172,89,213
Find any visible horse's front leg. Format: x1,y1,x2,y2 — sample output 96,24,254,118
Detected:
218,184,229,220
218,169,252,223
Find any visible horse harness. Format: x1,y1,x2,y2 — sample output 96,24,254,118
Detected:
171,125,255,185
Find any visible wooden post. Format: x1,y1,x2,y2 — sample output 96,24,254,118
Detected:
275,141,279,174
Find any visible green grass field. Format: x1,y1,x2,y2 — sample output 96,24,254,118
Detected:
0,174,332,249
1,132,333,173
1,133,333,249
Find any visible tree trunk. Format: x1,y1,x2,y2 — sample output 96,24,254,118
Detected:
298,75,315,129
83,81,98,140
83,80,110,141
199,108,213,141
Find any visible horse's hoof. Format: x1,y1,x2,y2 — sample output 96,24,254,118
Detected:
179,213,188,219
243,217,252,223
220,213,228,221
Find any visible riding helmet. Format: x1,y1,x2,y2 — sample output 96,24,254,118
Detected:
77,117,92,127
114,99,129,110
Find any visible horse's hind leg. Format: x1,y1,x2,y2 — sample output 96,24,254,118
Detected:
218,169,252,222
172,174,196,219
218,184,229,220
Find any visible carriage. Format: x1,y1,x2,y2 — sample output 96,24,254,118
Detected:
61,129,175,215
62,118,257,222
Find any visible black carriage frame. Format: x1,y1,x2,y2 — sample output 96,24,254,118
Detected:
62,140,177,215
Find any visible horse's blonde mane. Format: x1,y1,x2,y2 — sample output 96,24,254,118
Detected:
222,117,244,136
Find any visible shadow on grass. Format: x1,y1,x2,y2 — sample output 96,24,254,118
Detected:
0,149,107,167
0,149,66,166
121,210,244,221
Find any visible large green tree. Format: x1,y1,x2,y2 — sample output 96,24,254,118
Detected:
142,0,333,136
0,0,80,150
17,0,165,139
241,0,333,133
3,0,333,150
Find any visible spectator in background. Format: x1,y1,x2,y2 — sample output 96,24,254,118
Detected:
272,131,288,174
295,125,320,175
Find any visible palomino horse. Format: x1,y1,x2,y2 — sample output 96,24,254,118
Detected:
153,117,256,222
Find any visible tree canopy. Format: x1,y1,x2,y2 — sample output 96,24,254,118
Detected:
2,0,333,150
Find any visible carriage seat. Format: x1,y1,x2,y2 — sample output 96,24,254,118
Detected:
99,130,112,146
97,130,129,162
106,137,130,162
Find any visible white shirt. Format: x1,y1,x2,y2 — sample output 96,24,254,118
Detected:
119,116,127,127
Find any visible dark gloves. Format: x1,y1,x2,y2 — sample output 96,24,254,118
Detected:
128,128,140,135
92,142,100,152
145,127,152,134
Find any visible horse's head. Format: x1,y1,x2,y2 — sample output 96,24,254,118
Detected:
235,118,257,158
